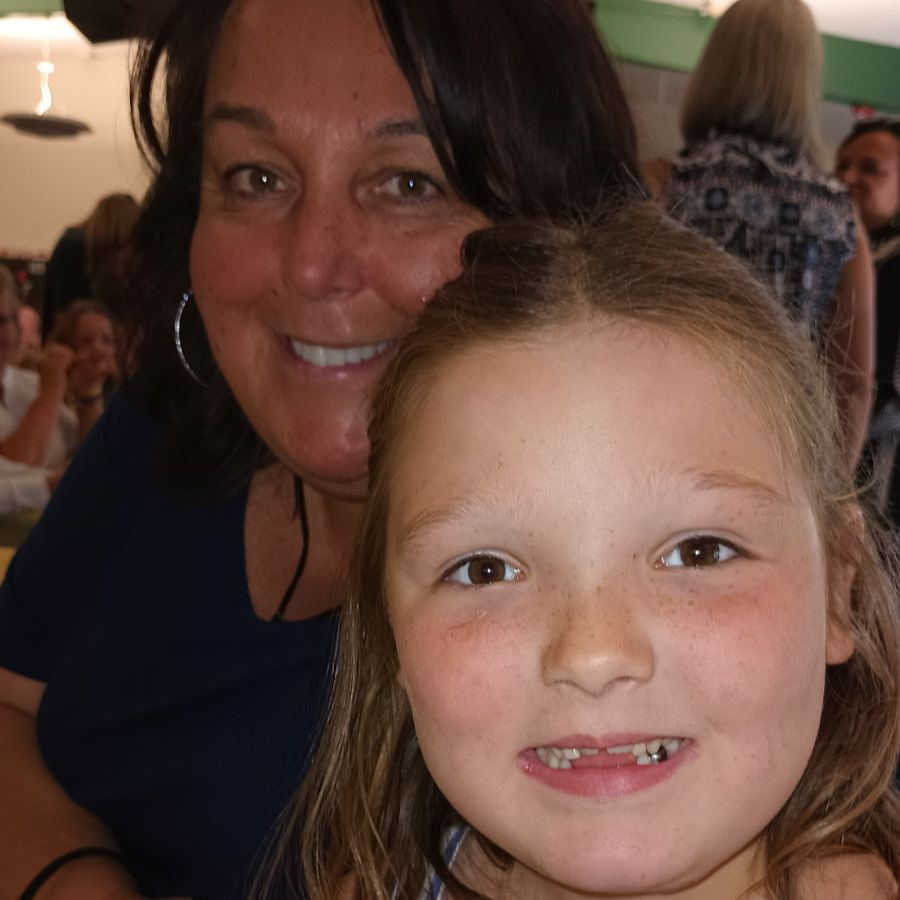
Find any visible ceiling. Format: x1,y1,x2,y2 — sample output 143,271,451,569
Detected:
0,0,898,47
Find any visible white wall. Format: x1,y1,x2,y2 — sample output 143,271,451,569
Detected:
0,41,149,257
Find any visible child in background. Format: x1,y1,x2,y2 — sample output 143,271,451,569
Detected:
271,204,900,900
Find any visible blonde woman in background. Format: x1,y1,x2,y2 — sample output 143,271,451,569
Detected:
646,0,874,469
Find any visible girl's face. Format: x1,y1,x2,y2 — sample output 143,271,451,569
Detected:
191,0,487,501
387,323,853,900
836,130,900,232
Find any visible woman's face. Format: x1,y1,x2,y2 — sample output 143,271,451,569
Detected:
191,0,488,500
72,311,117,381
73,312,114,360
836,130,900,232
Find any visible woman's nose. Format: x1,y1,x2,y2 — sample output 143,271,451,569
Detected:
540,585,656,698
838,165,858,187
283,193,364,302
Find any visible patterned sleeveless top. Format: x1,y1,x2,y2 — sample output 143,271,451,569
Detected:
665,133,856,328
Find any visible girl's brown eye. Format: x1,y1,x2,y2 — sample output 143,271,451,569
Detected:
444,554,522,586
656,537,739,569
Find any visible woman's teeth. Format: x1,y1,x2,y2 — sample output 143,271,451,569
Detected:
289,339,394,367
535,738,682,769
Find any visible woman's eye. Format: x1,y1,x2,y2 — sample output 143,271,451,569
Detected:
443,555,522,586
224,165,284,197
379,171,442,203
656,537,739,569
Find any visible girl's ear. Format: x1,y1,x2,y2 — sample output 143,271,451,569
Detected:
825,505,860,665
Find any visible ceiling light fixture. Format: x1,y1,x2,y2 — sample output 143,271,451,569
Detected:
0,15,92,139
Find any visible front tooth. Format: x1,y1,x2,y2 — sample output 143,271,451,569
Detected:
635,753,653,766
548,754,560,769
663,739,680,753
557,758,572,769
579,748,600,757
606,744,634,755
632,742,647,756
647,739,662,754
562,748,580,761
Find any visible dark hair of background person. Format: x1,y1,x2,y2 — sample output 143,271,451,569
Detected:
127,0,642,502
838,117,900,155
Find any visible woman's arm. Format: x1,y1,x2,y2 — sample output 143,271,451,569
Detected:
0,668,146,900
829,208,875,471
0,348,73,467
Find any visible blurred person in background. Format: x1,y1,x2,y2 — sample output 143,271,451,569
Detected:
837,119,900,521
647,0,874,470
43,192,140,336
50,300,119,406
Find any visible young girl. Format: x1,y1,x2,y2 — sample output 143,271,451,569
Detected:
269,203,900,900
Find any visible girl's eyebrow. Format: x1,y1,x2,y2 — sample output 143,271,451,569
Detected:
395,491,534,558
680,467,791,506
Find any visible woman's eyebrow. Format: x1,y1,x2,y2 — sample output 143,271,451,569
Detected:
204,104,276,134
369,118,428,140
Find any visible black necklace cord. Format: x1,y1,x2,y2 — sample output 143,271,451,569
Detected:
272,475,310,622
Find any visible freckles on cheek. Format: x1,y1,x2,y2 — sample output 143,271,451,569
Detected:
675,580,827,728
399,615,517,734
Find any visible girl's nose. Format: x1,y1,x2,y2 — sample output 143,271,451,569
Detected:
540,586,656,698
283,193,365,302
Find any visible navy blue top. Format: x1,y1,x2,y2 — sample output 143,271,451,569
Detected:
0,396,337,900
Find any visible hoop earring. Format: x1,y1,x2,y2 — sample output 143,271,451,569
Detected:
174,290,208,387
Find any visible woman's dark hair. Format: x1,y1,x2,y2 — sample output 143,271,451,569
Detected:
838,117,900,154
128,0,642,501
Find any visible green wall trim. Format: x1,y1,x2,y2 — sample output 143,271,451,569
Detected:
0,0,63,14
594,0,900,114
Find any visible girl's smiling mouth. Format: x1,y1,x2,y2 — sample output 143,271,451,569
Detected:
519,736,693,799
534,736,684,769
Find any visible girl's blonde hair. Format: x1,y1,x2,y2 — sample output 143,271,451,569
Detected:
262,202,900,900
681,0,825,162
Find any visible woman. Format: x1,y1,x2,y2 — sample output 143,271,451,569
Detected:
0,1,640,899
51,300,119,401
837,120,900,520
43,193,140,336
0,275,103,474
0,277,71,513
648,0,874,468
